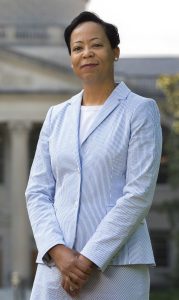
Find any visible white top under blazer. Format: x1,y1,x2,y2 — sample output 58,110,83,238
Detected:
26,81,162,272
79,105,102,144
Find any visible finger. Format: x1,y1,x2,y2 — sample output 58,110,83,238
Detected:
68,275,80,290
63,276,78,297
61,273,68,288
62,273,80,291
70,288,80,298
75,259,93,275
62,274,70,289
69,272,87,290
69,287,80,298
70,268,90,281
70,270,89,285
61,276,65,289
66,278,80,297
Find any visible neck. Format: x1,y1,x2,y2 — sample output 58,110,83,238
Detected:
82,80,116,106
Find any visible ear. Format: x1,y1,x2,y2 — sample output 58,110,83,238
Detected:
114,47,120,61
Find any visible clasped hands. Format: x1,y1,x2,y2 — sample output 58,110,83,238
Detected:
49,244,94,297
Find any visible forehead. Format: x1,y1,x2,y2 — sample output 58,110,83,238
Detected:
70,21,108,44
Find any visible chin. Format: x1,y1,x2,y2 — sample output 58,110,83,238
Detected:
80,74,100,84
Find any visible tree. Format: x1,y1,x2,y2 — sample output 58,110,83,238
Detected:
156,74,179,286
157,74,179,187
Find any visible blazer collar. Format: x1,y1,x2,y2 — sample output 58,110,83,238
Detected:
68,81,130,104
68,81,131,146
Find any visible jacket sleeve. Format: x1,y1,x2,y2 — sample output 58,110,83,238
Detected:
80,99,162,271
25,107,65,266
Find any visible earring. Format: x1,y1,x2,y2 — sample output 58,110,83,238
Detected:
115,57,118,61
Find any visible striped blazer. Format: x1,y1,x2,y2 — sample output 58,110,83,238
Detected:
25,81,162,271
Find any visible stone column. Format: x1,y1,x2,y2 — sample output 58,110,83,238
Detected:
8,121,31,286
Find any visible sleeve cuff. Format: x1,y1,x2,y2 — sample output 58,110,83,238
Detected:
80,244,113,272
40,239,65,267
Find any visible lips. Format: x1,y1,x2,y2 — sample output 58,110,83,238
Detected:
80,63,98,69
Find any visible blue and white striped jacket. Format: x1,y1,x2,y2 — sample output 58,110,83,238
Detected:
25,82,162,271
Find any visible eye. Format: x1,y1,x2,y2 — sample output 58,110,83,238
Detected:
92,43,102,48
72,46,83,52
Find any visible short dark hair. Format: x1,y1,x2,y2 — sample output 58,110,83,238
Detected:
64,11,120,55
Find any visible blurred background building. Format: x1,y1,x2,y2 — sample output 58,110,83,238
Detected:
0,0,86,291
0,0,179,296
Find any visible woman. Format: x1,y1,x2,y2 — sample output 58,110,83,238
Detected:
26,11,162,300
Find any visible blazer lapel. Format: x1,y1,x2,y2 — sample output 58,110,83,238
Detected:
67,91,83,170
81,82,131,145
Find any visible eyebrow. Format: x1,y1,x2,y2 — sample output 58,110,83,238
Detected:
72,37,102,44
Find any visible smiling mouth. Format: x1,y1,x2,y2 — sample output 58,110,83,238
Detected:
80,63,98,69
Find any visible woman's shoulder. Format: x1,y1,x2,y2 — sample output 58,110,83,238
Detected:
118,82,157,114
125,89,159,116
53,90,82,111
128,90,156,108
44,90,83,126
124,91,160,127
52,100,70,113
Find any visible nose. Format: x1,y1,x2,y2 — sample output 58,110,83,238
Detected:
82,46,94,58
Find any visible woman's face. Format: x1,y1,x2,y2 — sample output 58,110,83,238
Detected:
70,21,119,85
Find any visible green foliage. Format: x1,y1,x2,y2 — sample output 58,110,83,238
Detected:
167,130,179,187
157,74,179,187
155,199,179,286
150,288,179,300
157,74,179,119
156,74,179,286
